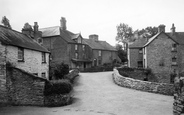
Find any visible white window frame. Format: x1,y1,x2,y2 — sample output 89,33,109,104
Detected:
99,50,101,56
18,47,24,61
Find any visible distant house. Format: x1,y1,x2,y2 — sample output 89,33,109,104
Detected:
40,17,92,69
0,24,50,79
128,24,184,83
84,34,120,66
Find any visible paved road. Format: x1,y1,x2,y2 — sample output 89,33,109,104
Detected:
0,72,173,115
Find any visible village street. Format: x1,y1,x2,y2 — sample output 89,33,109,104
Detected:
0,71,173,115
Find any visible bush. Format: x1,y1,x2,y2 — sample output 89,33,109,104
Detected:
44,79,72,96
53,63,69,80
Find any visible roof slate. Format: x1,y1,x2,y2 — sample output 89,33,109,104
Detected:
128,37,148,48
83,39,117,51
0,25,49,53
40,26,76,43
167,32,184,45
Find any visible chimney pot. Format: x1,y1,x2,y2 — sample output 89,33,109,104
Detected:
171,23,176,34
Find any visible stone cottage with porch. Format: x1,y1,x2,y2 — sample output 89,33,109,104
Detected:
40,17,92,70
128,24,184,83
0,24,50,79
83,34,120,66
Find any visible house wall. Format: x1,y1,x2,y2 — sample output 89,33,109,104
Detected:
178,45,184,74
43,36,70,66
0,43,49,79
146,33,176,83
128,48,140,68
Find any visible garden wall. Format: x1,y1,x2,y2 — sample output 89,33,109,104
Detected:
173,77,184,115
113,68,174,95
0,67,78,106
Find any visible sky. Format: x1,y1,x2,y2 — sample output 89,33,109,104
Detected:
0,0,184,46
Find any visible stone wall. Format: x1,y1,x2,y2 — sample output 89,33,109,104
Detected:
6,67,46,106
173,77,184,115
113,68,174,95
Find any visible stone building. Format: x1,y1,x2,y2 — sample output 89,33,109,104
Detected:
40,17,92,69
0,24,50,79
84,34,120,66
128,24,184,83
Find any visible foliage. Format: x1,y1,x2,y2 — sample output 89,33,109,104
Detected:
116,23,134,51
115,44,128,63
1,16,12,29
53,62,69,80
135,26,158,38
44,79,72,96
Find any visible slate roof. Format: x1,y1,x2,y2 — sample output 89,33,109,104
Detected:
40,26,76,43
83,38,117,51
128,37,148,49
0,25,49,53
129,31,184,49
167,32,184,45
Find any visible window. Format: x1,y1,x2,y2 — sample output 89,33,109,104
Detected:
33,73,38,76
38,38,43,44
82,45,85,51
83,53,86,59
139,49,143,54
75,52,78,59
18,47,24,61
137,61,143,68
172,43,177,52
98,59,102,65
172,56,177,65
99,50,101,56
75,44,78,51
41,72,46,78
42,52,46,63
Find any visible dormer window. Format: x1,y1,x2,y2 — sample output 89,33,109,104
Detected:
38,38,43,44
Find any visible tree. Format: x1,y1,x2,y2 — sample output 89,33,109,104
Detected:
136,26,158,38
115,44,128,63
1,16,12,29
116,23,134,52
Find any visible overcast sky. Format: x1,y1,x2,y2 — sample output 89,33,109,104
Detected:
0,0,184,46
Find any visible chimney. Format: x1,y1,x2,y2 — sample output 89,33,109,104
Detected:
33,22,42,41
89,34,99,42
60,17,66,30
22,23,34,38
158,24,165,33
171,23,176,34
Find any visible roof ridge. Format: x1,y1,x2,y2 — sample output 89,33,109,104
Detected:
39,26,60,30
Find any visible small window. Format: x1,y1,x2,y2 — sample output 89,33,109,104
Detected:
139,49,143,54
99,50,101,56
82,45,85,51
172,56,177,65
33,73,38,76
137,61,143,68
98,59,102,65
75,44,78,50
41,72,46,78
75,52,78,59
42,52,46,63
83,53,86,59
172,43,177,52
38,38,43,44
18,47,24,61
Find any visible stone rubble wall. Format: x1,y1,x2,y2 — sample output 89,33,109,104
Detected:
173,78,184,115
0,67,78,106
113,68,174,96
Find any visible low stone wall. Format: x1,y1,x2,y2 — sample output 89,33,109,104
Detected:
113,68,174,96
173,78,184,115
0,67,73,106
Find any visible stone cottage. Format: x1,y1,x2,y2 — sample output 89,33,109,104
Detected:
40,17,92,70
128,24,184,83
0,24,50,79
83,34,120,66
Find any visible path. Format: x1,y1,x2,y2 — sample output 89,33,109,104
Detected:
0,72,173,115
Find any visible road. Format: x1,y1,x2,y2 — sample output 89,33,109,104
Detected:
0,71,173,115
